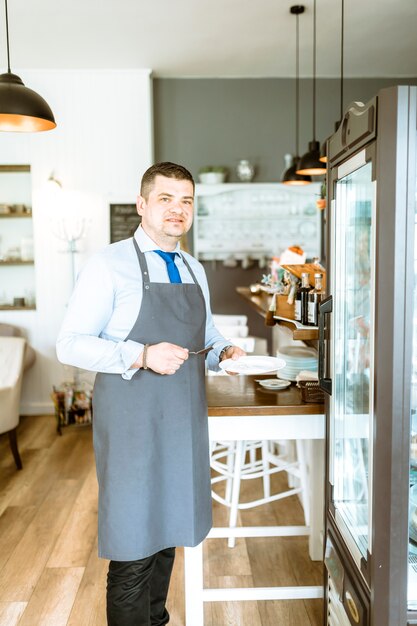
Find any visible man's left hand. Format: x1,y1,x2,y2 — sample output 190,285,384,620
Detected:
220,346,246,375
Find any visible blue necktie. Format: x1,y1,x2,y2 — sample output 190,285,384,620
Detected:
154,250,182,284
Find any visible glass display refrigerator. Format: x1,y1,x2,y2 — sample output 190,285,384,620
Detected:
318,85,417,625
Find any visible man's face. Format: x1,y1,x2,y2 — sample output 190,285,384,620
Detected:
137,175,194,250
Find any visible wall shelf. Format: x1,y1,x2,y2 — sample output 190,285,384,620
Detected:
193,182,321,262
0,305,36,311
0,165,36,309
0,211,32,219
0,260,34,266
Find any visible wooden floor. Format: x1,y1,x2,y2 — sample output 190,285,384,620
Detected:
0,416,323,626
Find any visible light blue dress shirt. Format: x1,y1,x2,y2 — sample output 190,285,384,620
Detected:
56,226,230,379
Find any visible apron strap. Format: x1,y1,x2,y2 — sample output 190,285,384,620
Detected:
179,253,200,285
132,238,150,284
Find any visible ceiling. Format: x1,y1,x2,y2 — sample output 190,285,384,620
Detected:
1,0,417,79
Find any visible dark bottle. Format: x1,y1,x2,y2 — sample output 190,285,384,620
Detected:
308,273,325,326
295,272,311,325
294,281,302,322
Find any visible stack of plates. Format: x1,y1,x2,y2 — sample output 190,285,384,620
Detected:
276,346,318,381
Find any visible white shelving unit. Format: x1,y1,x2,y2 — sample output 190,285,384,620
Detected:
193,182,322,264
0,165,36,310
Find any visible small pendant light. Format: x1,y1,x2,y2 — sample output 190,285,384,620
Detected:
282,5,311,186
0,0,56,132
296,0,326,176
320,0,344,163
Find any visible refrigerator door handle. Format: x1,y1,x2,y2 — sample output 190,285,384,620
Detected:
319,295,333,395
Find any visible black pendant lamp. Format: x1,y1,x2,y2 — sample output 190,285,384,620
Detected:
282,5,311,186
0,0,56,132
320,0,344,163
296,0,326,176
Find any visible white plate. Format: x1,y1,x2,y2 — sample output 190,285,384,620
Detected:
280,357,318,365
278,346,318,359
280,366,316,375
219,356,286,375
277,371,299,382
257,379,291,390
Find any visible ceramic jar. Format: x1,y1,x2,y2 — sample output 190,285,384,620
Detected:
236,159,255,182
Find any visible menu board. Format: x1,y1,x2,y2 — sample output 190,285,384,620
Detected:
110,204,141,243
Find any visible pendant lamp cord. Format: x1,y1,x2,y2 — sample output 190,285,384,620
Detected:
312,0,316,142
295,11,300,155
340,0,344,121
4,0,11,72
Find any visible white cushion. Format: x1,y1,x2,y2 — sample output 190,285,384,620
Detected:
0,337,26,433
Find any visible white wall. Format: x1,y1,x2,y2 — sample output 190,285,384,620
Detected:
0,69,154,414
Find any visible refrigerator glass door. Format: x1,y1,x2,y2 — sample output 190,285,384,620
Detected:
409,161,417,611
330,154,375,568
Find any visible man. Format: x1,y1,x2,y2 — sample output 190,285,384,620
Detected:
56,162,244,626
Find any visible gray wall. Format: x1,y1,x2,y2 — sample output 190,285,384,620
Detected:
154,77,417,181
153,77,417,346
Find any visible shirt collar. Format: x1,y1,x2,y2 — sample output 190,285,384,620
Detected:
134,225,181,254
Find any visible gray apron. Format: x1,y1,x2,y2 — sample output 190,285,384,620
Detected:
92,239,212,561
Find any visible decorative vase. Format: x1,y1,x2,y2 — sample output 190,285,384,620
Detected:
236,159,255,182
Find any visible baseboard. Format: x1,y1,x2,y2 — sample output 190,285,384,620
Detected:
20,401,55,416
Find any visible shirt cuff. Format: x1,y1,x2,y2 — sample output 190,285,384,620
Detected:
121,340,144,380
207,341,234,372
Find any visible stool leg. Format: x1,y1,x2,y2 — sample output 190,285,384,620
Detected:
249,443,257,467
184,545,204,626
224,442,235,505
261,440,270,499
286,441,296,488
8,427,22,470
296,439,310,525
228,440,245,548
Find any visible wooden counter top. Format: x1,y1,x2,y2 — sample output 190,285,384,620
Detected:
236,286,319,340
206,374,323,416
235,286,271,316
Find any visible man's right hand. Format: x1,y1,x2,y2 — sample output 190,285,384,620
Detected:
131,342,189,375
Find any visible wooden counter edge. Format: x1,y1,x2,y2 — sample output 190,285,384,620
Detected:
208,403,324,417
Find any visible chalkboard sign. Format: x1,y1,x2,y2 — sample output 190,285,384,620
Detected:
110,204,141,243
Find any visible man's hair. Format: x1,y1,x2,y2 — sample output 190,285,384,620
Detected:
140,162,195,200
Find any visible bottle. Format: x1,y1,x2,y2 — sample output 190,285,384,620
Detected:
295,272,310,324
265,293,277,327
308,273,325,326
294,279,302,322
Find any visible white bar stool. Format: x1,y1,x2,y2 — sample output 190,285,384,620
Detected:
210,437,310,547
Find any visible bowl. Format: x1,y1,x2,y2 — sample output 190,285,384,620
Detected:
198,172,226,184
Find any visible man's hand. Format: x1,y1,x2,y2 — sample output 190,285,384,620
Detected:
131,342,189,375
220,345,246,375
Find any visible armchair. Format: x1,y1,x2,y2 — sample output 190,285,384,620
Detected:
0,337,26,469
0,323,36,371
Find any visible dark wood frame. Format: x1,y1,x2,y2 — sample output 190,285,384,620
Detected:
324,86,417,626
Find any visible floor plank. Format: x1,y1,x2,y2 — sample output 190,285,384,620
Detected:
0,506,37,571
166,547,185,626
0,602,27,626
66,539,108,626
0,479,80,602
18,567,84,626
47,466,98,568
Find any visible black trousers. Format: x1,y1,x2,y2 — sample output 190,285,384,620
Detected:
106,547,176,626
